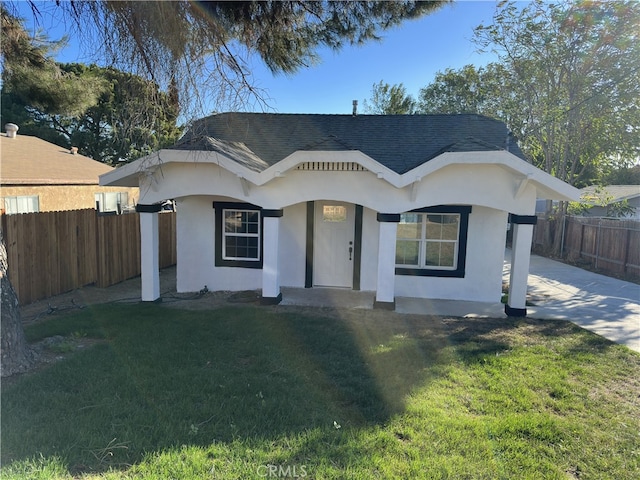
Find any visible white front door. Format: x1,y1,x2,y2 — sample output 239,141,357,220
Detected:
313,201,355,288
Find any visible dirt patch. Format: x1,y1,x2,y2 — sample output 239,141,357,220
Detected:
2,335,106,387
19,267,178,325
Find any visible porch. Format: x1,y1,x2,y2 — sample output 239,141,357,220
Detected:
279,287,506,317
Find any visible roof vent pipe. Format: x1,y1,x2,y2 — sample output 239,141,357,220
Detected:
352,100,358,116
70,146,78,155
5,123,18,138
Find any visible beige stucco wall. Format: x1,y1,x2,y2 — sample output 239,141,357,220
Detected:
0,185,139,213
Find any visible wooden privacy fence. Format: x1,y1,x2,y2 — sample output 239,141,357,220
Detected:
1,209,176,305
534,215,640,281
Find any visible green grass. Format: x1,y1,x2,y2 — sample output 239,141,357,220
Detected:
2,304,639,479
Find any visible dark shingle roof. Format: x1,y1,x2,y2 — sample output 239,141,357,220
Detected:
173,113,526,174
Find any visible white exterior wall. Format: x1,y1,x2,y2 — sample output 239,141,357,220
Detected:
279,203,307,287
394,207,508,302
139,162,538,215
158,158,543,302
176,197,309,293
360,207,380,292
176,195,263,293
358,206,508,302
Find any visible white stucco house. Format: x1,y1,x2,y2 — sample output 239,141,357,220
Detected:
100,113,579,316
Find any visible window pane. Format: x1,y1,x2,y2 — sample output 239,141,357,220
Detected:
104,192,119,212
6,196,39,214
398,214,422,239
439,242,456,267
224,211,240,232
323,205,347,222
425,241,441,266
223,225,259,260
246,212,259,233
4,197,17,214
396,240,419,265
400,213,419,224
225,210,260,234
225,237,237,257
425,215,443,239
440,215,460,240
425,241,456,268
396,209,464,271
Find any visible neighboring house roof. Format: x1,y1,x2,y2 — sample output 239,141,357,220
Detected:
580,185,640,204
175,113,527,174
0,133,113,185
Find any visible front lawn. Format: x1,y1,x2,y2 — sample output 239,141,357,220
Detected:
2,303,639,479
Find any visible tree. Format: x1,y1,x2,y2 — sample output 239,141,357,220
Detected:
363,80,416,114
474,0,640,252
603,165,640,186
1,5,105,116
418,64,486,114
414,1,639,253
473,1,640,185
1,9,182,164
7,0,447,116
1,228,35,377
61,65,181,164
3,64,182,165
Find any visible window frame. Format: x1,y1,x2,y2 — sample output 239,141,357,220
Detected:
395,205,472,278
214,202,263,269
3,195,39,214
95,192,129,215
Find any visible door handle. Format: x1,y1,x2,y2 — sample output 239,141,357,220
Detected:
349,241,353,261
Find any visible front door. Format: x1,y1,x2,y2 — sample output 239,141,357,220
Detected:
313,201,355,288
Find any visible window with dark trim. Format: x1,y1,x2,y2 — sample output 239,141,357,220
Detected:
395,205,471,278
214,202,263,268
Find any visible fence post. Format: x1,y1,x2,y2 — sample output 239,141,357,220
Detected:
595,220,602,269
624,226,631,275
560,214,567,258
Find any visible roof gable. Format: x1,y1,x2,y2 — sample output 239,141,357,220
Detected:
303,135,355,152
175,113,526,174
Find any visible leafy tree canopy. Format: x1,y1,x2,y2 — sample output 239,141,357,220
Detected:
1,8,182,164
362,80,416,115
473,0,640,187
415,1,639,191
5,0,447,116
1,5,104,116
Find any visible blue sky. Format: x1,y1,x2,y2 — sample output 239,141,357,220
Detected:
17,1,501,115
248,0,500,114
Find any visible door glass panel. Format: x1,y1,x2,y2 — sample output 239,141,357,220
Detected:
323,205,347,222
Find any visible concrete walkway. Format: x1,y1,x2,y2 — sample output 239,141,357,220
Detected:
281,253,640,352
520,253,639,352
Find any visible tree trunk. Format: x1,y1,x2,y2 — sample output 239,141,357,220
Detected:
1,227,35,377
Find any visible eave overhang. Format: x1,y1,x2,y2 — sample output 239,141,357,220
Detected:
100,148,580,202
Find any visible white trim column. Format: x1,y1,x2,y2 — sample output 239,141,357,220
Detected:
375,213,400,310
506,214,537,317
261,209,283,305
136,204,162,302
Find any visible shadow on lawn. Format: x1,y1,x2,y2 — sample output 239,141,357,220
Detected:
0,303,613,475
